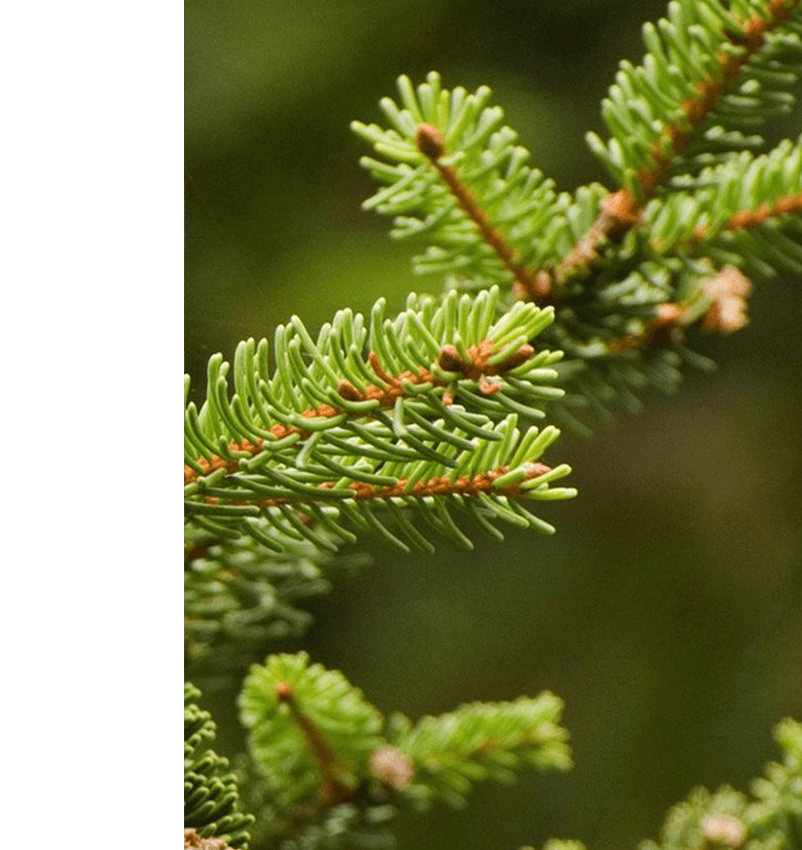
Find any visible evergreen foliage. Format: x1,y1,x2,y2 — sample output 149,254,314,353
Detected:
185,683,255,849
236,653,570,847
639,719,802,850
185,0,802,846
184,286,574,554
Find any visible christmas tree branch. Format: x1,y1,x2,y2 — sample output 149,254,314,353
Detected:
635,0,798,198
414,122,553,302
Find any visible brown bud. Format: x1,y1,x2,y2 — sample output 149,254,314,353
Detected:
369,746,414,790
274,681,293,701
600,188,641,237
438,344,466,374
184,828,234,850
700,266,753,333
478,376,502,395
337,379,363,401
416,123,445,160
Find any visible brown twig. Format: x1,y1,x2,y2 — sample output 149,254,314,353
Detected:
607,263,753,352
690,191,802,243
200,462,553,510
550,190,642,288
185,342,535,486
608,304,686,353
540,0,798,295
274,681,357,804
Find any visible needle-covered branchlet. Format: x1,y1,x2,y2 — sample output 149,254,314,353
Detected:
185,340,539,486
637,0,798,197
415,123,553,303
552,0,800,290
201,462,554,509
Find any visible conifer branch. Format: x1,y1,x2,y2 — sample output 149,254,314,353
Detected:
198,462,556,510
185,288,575,554
185,335,541,487
185,683,254,848
634,0,799,198
556,0,802,287
414,122,552,302
239,654,572,841
185,2,802,846
389,694,572,809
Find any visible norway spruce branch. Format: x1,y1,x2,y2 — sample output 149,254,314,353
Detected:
237,653,571,846
353,1,802,433
185,1,802,847
185,287,575,555
185,682,255,849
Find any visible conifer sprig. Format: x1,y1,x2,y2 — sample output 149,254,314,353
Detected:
238,654,572,843
587,0,802,200
643,136,802,277
185,287,574,553
352,74,569,299
185,683,254,849
387,694,572,810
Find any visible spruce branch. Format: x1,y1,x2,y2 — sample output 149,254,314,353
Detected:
239,653,386,810
587,0,802,201
639,719,802,850
185,287,575,554
185,683,255,849
352,73,570,297
413,121,552,302
559,0,802,288
387,694,572,810
238,654,571,844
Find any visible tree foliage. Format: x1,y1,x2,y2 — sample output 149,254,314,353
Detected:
185,0,802,847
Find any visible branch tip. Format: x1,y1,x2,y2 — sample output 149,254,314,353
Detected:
275,681,294,702
416,122,445,160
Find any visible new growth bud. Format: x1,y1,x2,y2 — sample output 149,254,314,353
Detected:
701,814,747,848
368,746,415,790
701,266,753,333
416,123,445,160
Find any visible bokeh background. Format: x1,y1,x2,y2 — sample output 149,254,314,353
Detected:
186,2,802,848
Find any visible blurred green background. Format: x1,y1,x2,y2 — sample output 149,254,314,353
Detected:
186,2,802,848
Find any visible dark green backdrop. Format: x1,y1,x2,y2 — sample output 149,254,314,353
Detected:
186,2,802,848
